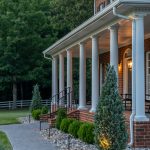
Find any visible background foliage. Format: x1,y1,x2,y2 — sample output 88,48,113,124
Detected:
0,0,93,105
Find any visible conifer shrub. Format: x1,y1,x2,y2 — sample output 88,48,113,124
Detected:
78,123,94,144
94,65,128,150
56,108,67,129
41,105,48,114
30,84,42,112
68,120,82,138
32,109,41,120
60,118,74,133
0,141,5,150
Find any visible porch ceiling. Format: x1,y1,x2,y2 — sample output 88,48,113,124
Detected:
71,14,150,58
43,0,150,57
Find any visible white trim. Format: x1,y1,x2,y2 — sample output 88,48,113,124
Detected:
146,51,150,100
100,63,103,94
43,0,150,56
123,48,132,95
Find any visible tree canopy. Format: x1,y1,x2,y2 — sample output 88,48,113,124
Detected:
0,0,93,105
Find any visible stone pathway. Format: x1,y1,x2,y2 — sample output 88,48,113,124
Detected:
0,122,57,150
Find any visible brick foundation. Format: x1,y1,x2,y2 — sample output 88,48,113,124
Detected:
134,121,150,148
68,110,94,123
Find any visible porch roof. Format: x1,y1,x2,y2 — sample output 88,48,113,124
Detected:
43,0,150,56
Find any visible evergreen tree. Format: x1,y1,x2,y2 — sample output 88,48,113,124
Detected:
30,84,42,112
94,65,128,150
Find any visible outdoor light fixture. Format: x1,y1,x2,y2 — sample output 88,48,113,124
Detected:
128,60,132,69
118,63,121,71
99,135,111,150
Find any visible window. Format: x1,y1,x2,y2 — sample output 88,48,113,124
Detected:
146,52,150,100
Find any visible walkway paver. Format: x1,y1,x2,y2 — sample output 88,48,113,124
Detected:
0,122,57,150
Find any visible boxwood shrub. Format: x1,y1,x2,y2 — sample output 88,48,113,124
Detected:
32,109,41,120
68,120,82,138
56,108,67,129
41,106,48,114
78,123,94,144
60,118,74,133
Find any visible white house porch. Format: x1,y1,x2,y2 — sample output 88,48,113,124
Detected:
44,0,150,122
42,0,150,148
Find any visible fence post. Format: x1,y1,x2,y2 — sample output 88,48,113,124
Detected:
46,100,48,106
21,100,23,108
9,101,11,110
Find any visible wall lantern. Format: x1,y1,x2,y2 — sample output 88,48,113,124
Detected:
118,63,121,71
128,60,132,69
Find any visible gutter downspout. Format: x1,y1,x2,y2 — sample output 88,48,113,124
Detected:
43,52,54,109
113,7,136,148
43,53,53,61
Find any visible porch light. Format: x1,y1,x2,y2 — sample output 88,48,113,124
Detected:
128,60,132,69
118,63,121,71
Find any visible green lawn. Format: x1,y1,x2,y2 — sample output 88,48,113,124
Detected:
0,109,29,125
0,131,12,150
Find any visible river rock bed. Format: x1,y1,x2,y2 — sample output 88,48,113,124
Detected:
40,128,150,150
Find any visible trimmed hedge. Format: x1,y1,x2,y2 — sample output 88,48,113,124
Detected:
78,123,94,144
60,118,74,133
32,109,41,120
41,106,48,114
56,108,67,129
68,120,82,138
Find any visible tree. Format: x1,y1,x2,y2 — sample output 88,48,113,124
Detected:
49,0,93,39
0,0,54,107
94,65,128,150
30,84,42,112
0,0,93,106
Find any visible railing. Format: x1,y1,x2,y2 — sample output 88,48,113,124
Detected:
49,87,78,116
0,99,50,109
121,94,150,113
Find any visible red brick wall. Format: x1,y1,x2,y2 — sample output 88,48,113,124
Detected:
99,48,126,94
99,38,150,95
134,121,150,148
68,110,94,123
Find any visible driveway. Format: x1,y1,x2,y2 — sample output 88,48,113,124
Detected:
0,122,57,150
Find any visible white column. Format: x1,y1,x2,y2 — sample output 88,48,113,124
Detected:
59,53,64,98
109,25,119,77
52,60,54,97
134,14,148,121
67,50,73,106
53,57,58,96
131,19,136,117
78,42,87,110
90,35,99,112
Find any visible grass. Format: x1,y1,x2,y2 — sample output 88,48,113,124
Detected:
0,109,29,125
0,131,12,150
